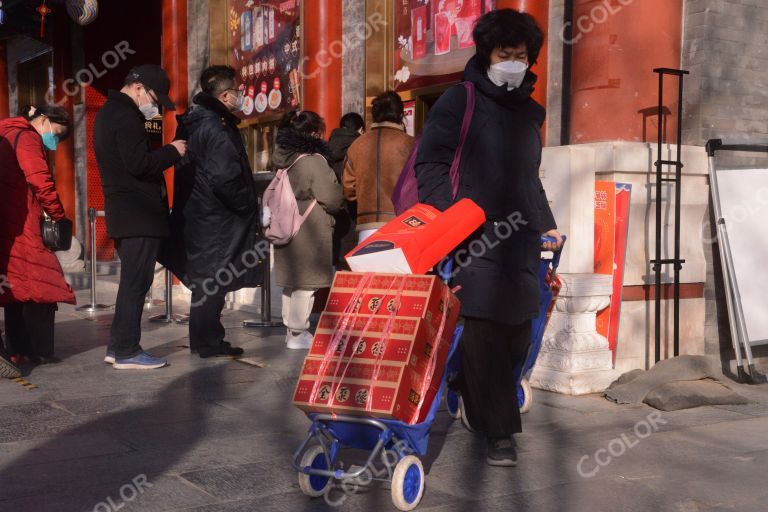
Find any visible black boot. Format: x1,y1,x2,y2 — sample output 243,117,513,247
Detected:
198,341,244,359
486,437,518,467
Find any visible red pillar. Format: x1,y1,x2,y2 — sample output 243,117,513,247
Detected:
52,15,77,229
497,0,549,111
0,40,9,119
568,0,683,143
162,0,188,207
303,0,343,133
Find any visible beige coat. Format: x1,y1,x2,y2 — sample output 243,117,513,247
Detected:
272,143,344,289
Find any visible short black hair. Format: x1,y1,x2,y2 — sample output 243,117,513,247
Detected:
200,65,237,97
21,104,72,141
473,9,544,70
339,112,365,132
280,110,326,137
371,91,404,124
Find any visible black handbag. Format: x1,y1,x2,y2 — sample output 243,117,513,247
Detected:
41,213,73,252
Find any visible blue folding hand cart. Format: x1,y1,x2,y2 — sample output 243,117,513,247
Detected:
292,325,463,511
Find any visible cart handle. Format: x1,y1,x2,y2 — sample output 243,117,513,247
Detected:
541,234,567,276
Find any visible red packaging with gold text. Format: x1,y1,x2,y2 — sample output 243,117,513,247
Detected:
292,272,460,424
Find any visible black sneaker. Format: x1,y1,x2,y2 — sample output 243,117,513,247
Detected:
198,341,244,359
486,437,518,467
0,353,21,379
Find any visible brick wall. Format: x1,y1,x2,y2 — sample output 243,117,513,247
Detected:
682,0,768,372
682,0,768,146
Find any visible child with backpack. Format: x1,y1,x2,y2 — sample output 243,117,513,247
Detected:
267,111,344,350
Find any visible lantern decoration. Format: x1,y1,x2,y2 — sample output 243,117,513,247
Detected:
36,1,52,38
66,0,98,26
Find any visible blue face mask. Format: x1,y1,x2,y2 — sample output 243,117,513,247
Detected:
42,120,59,151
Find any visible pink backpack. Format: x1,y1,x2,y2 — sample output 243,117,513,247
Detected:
262,154,317,245
391,81,476,214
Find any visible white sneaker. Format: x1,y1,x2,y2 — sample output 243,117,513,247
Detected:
286,330,313,350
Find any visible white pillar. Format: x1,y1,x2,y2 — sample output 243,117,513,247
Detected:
529,273,619,395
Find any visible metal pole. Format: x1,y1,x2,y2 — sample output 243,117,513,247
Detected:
654,72,664,364
76,208,112,312
149,269,175,323
243,242,282,329
673,74,685,357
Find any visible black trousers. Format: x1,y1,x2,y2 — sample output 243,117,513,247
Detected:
3,302,57,359
109,237,162,358
459,317,532,439
189,282,227,353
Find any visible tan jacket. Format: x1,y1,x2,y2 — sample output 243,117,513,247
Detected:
343,122,415,230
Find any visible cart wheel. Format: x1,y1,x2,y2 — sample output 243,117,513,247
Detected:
391,455,425,511
446,389,461,419
298,445,332,498
518,377,533,414
458,396,474,432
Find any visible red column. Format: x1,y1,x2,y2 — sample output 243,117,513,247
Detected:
497,0,549,111
52,15,77,228
303,0,343,133
0,40,9,119
568,0,683,143
162,0,188,207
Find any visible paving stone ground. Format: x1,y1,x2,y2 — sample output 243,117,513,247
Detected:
1,286,768,512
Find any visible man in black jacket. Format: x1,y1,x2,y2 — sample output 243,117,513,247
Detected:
94,65,186,370
170,65,260,358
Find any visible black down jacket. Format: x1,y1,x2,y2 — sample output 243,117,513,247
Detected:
168,93,262,290
415,55,557,326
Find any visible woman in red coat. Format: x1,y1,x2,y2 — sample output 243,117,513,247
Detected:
0,105,76,365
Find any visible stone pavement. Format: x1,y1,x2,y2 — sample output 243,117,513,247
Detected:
2,287,768,512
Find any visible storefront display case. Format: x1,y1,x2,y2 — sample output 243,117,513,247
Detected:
210,0,302,171
366,0,496,135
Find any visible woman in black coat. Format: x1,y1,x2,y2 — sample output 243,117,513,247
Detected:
170,66,262,358
415,9,562,467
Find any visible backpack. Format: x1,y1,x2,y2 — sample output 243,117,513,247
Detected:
262,154,316,245
391,81,476,215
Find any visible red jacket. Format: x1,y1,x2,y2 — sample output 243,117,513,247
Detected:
0,117,76,305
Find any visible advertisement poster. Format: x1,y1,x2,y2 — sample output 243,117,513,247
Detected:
403,100,416,136
228,0,301,120
394,0,497,92
594,182,632,361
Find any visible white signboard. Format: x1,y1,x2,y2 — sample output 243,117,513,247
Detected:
717,168,768,343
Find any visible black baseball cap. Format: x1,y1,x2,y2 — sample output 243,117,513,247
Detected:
127,64,176,111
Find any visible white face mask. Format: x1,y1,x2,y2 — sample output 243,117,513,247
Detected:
225,90,246,112
139,89,160,120
487,60,528,90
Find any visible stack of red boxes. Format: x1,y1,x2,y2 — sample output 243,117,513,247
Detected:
293,272,460,424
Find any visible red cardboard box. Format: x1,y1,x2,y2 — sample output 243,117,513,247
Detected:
292,272,460,424
293,352,447,423
345,200,485,274
325,272,458,328
311,312,453,375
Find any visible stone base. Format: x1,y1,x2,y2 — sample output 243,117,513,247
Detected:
530,366,620,396
530,273,617,395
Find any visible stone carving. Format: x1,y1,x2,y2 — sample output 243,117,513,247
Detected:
530,273,620,395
